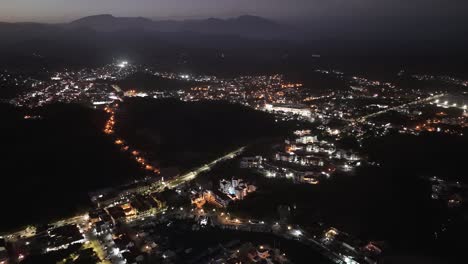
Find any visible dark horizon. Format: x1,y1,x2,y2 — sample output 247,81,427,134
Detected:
1,0,467,24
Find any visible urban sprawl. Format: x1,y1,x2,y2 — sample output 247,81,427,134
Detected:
1,61,467,264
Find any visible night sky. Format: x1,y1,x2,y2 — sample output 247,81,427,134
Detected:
0,0,466,22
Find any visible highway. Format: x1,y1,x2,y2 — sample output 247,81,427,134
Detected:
163,146,246,190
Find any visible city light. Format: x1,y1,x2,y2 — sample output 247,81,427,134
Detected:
4,56,465,264
117,61,129,68
292,229,302,237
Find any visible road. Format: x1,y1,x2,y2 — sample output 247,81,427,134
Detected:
2,146,245,242
133,208,349,264
211,214,347,264
168,146,245,187
354,93,446,122
149,146,246,192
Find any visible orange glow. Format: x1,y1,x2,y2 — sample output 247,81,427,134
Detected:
103,104,161,177
281,83,303,88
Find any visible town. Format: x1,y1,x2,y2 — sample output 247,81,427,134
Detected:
0,60,467,264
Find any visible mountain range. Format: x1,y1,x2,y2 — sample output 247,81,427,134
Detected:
1,14,467,76
0,14,294,40
68,14,292,38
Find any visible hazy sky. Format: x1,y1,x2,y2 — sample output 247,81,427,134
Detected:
0,0,465,22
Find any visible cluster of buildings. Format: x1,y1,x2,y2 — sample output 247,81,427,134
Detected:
192,178,257,208
264,103,314,121
8,62,137,108
89,193,163,230
428,176,466,208
4,60,468,264
8,60,464,145
4,60,467,144
0,190,163,263
241,130,363,184
2,224,86,263
95,227,151,264
206,243,289,264
411,74,468,87
219,178,257,200
318,227,384,264
363,95,468,137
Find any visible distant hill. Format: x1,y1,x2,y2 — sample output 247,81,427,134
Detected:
0,14,300,73
67,14,294,39
68,14,155,32
0,14,467,77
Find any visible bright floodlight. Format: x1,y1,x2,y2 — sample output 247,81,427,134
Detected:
118,61,128,68
292,229,302,237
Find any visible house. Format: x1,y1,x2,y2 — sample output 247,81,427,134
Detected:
240,156,262,168
219,178,256,200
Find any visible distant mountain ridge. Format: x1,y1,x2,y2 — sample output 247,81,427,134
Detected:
66,14,294,39
1,14,466,76
68,14,155,32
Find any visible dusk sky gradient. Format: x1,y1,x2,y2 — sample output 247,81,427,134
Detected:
0,0,465,22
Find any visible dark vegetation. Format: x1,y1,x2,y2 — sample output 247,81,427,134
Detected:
116,98,294,171
364,133,467,180
1,15,467,79
0,103,143,232
211,132,467,263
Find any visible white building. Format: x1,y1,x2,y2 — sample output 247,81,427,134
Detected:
264,103,313,119
296,135,318,144
240,156,263,168
219,178,256,200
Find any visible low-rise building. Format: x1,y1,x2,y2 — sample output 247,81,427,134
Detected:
264,103,313,119
203,190,230,208
240,156,263,168
45,225,85,252
219,178,256,200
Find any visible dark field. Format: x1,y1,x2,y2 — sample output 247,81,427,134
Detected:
0,103,143,232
